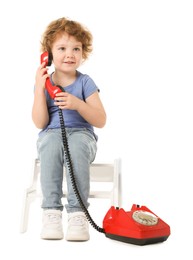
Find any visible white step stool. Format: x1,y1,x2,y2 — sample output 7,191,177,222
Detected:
20,158,122,233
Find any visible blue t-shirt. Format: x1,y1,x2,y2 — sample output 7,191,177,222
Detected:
39,71,99,140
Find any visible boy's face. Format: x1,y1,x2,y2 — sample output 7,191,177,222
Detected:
51,32,83,73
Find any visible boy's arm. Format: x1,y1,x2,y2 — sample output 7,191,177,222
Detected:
32,87,49,129
77,91,106,128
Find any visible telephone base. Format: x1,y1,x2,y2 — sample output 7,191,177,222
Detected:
105,233,169,246
103,204,170,246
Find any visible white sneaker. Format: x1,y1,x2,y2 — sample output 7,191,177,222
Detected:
66,212,90,241
41,209,64,240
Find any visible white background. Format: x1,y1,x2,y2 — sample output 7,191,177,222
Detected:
0,0,192,258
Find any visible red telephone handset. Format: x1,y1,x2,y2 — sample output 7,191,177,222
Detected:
40,51,63,99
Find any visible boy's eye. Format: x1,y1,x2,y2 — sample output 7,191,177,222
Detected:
59,47,65,51
74,47,80,51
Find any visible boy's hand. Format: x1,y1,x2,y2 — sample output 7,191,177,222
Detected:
54,92,82,110
35,62,49,89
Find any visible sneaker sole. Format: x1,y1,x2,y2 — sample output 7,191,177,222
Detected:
66,232,90,241
41,231,64,240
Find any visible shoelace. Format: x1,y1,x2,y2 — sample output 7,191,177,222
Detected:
46,213,61,223
69,215,87,226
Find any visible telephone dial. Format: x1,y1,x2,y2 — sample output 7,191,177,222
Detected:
40,51,171,245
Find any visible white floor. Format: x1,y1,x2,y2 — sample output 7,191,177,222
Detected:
2,190,191,260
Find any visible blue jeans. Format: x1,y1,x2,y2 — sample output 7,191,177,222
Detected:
37,128,97,213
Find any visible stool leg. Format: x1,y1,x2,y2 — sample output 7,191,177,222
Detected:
20,159,39,233
20,190,30,233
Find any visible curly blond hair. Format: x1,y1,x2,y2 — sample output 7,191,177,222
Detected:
40,17,93,61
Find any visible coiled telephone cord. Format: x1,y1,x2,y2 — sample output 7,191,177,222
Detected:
58,108,105,233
